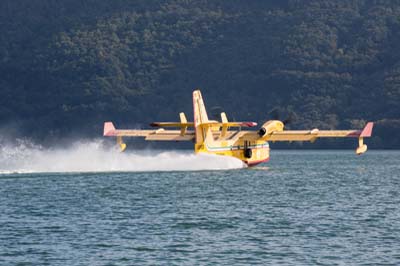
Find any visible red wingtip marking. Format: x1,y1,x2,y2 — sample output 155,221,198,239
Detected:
241,122,258,127
103,122,116,136
360,122,374,137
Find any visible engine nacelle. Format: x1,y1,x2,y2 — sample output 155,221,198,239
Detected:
258,120,284,137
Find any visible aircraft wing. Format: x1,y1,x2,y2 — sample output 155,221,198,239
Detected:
265,122,373,142
103,122,195,141
237,122,373,155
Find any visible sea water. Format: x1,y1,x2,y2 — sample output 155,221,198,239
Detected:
0,149,399,265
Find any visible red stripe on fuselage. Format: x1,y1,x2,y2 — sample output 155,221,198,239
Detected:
245,157,270,167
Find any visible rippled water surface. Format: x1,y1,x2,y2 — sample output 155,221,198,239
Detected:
1,150,399,265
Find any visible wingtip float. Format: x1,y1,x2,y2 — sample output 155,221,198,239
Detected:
103,89,374,166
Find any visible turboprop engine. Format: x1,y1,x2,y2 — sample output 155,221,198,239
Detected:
258,120,284,138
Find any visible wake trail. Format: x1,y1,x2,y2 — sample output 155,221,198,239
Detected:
0,139,245,174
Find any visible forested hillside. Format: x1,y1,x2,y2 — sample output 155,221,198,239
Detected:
0,0,399,148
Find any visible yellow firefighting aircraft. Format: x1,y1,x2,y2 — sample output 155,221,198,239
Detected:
104,90,374,166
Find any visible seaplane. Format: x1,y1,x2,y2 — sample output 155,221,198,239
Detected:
103,90,374,166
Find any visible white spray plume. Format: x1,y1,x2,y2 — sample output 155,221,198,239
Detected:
0,139,245,174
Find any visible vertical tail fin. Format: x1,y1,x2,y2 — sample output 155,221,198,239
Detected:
193,90,213,147
193,90,209,124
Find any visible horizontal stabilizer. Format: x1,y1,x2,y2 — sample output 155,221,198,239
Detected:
150,122,194,127
150,112,194,129
150,121,257,128
202,121,258,127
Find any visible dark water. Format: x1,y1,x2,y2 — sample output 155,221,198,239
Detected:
1,150,399,265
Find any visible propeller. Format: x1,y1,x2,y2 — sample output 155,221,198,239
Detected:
267,107,296,126
283,111,296,125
